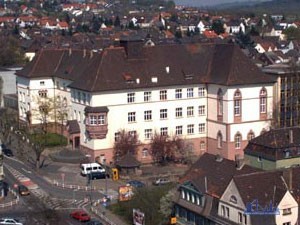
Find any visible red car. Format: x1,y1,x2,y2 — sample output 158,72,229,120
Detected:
70,210,91,222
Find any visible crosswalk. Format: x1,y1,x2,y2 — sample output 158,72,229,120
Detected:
4,163,89,210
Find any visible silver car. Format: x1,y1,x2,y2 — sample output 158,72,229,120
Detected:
0,218,23,225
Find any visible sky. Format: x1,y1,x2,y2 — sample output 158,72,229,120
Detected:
173,0,272,7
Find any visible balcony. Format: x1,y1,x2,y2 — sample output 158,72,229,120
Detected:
86,124,108,139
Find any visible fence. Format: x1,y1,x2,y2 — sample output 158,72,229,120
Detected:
0,187,19,208
91,206,118,225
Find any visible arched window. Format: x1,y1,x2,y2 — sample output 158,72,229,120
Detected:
247,130,255,140
260,88,267,114
235,132,242,149
234,90,242,116
230,195,237,204
217,88,223,117
217,131,223,148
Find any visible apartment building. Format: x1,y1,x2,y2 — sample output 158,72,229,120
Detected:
16,41,276,163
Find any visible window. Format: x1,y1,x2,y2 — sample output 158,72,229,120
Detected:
90,115,97,125
181,190,185,199
187,124,194,134
283,222,291,225
82,93,86,104
238,212,242,224
38,90,47,98
198,123,205,133
221,205,225,217
78,111,81,122
187,106,194,117
226,207,230,218
144,91,151,102
244,215,247,225
142,148,148,158
175,107,182,118
176,126,183,135
160,127,168,136
114,132,120,142
198,105,205,115
127,93,135,103
260,88,267,113
187,88,194,98
235,133,242,149
129,130,136,137
217,131,222,148
175,89,182,99
160,90,167,100
77,91,81,103
218,89,223,116
198,87,205,97
128,112,136,123
40,81,45,86
247,131,255,140
234,90,241,116
200,141,205,150
144,129,152,139
144,110,152,121
230,195,237,204
98,115,105,124
160,109,168,119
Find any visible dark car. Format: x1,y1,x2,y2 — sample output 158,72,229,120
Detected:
89,172,106,180
86,218,103,225
127,180,145,188
18,185,30,196
2,149,13,157
70,210,91,222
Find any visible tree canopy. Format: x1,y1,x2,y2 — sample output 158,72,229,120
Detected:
0,36,26,66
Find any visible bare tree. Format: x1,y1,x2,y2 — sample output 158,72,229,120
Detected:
0,76,3,107
113,129,139,161
150,132,174,164
55,96,69,143
32,96,56,134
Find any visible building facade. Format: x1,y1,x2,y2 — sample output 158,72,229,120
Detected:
16,42,276,163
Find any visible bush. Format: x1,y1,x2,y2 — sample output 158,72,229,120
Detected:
31,133,67,147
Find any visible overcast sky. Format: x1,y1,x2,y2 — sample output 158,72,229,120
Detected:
173,0,272,7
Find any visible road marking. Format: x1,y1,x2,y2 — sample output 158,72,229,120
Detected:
21,168,32,174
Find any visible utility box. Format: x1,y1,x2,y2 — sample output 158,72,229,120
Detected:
112,168,119,181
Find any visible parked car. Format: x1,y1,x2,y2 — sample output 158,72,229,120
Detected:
89,172,106,180
86,218,103,225
18,185,30,196
127,180,145,188
0,218,23,225
70,210,91,222
2,149,13,157
152,178,171,186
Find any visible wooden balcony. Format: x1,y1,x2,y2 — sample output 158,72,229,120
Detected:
86,124,108,139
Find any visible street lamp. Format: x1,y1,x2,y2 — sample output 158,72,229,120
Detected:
103,159,108,196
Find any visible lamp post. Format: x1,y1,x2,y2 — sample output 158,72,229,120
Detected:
103,159,108,196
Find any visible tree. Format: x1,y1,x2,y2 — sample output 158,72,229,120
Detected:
0,76,3,107
114,15,121,27
113,129,139,161
55,96,69,144
211,20,225,35
283,27,300,40
32,96,56,134
159,188,176,223
0,36,26,66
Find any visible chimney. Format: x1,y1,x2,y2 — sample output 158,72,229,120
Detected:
289,129,293,144
283,168,293,191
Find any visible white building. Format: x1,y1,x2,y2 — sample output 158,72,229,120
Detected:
16,41,276,164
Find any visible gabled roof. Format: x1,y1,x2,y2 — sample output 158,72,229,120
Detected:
179,153,258,198
16,43,276,92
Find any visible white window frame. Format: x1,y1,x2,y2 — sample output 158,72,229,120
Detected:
144,91,151,102
128,112,136,123
144,129,152,139
187,88,194,98
198,87,205,97
160,127,168,136
127,92,135,103
144,110,152,121
160,90,167,100
187,124,194,134
175,89,182,99
198,123,205,133
176,126,183,135
187,106,194,117
198,105,205,115
160,109,168,119
175,107,183,118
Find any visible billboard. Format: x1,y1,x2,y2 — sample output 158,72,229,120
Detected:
133,209,145,225
118,185,133,201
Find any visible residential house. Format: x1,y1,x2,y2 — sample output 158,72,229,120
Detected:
224,20,245,34
16,41,276,163
174,153,258,225
244,127,300,170
220,170,298,225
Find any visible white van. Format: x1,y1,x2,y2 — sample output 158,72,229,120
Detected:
80,163,106,176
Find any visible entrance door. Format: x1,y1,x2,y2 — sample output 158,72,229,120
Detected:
74,137,80,148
